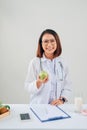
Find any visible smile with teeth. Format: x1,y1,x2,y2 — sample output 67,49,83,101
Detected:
46,47,54,51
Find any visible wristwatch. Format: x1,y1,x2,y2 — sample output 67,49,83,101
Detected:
60,97,66,103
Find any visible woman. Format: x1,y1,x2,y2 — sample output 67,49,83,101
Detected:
25,29,72,105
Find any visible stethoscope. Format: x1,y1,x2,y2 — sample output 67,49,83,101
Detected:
40,58,64,100
40,58,64,81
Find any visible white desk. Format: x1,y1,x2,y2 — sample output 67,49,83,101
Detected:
0,104,87,130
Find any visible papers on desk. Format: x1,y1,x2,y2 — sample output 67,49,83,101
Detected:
30,104,71,122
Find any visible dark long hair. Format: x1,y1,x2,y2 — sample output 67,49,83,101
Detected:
36,29,62,58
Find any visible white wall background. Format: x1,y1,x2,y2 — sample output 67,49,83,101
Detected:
0,0,87,103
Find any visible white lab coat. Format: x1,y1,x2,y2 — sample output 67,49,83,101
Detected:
24,55,72,104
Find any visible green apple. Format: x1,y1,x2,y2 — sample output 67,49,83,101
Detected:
39,71,48,80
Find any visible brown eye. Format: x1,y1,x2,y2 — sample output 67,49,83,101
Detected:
44,40,49,43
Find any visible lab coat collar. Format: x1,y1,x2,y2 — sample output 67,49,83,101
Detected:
41,53,62,63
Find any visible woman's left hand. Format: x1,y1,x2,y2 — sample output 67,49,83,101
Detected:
50,99,64,105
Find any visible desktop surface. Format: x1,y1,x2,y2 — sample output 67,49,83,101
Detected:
0,104,87,130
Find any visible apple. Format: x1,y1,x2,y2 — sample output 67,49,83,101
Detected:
39,71,48,80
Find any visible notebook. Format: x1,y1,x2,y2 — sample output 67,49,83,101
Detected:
30,104,71,122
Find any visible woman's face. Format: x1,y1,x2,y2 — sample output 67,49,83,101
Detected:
42,33,57,56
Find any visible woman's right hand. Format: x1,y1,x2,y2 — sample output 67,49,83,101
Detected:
36,76,49,89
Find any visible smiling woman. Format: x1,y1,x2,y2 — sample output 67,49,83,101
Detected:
1,0,86,104
24,29,72,105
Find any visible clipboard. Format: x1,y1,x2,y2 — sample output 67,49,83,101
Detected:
30,104,71,122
